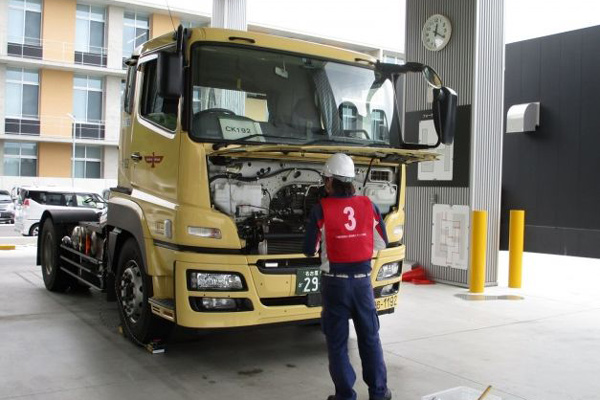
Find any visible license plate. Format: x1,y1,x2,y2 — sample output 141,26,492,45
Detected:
295,268,321,295
375,294,398,311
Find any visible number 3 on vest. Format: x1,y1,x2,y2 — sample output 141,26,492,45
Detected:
343,206,356,231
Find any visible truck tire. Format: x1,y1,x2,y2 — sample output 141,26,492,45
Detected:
115,238,172,345
40,218,72,292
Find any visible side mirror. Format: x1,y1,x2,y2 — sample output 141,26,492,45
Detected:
432,86,458,145
374,61,457,149
157,51,182,99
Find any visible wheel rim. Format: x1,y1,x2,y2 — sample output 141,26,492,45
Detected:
42,230,54,276
32,225,39,236
119,260,144,324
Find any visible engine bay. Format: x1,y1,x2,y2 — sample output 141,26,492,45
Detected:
208,157,399,255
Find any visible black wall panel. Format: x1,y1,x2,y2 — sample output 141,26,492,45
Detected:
501,26,600,258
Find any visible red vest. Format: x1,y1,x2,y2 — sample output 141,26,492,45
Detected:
320,196,374,263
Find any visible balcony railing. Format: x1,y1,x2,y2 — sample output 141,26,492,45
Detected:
73,121,105,140
7,36,43,59
6,36,109,68
4,117,41,135
1,115,117,142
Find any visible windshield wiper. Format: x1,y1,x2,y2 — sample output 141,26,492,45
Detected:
304,137,387,146
367,141,391,148
212,134,303,150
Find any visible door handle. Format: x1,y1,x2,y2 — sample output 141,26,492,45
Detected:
130,152,142,162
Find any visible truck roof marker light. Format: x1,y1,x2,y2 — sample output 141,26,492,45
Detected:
187,226,222,239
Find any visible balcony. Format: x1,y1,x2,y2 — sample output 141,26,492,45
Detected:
73,122,105,140
6,36,109,68
74,45,108,68
4,117,41,136
7,36,43,60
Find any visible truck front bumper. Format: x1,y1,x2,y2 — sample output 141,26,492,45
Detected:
172,246,404,329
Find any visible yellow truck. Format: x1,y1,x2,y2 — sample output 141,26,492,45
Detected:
37,26,456,345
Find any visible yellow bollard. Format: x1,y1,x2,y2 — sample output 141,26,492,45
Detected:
470,210,487,293
509,210,525,288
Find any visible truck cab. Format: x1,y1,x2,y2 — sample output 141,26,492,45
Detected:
38,26,456,345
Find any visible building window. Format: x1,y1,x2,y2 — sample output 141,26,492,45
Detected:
383,54,403,65
123,12,149,61
3,142,37,177
7,0,42,58
73,75,105,139
75,4,107,67
74,145,102,178
139,59,178,131
339,102,358,130
5,68,40,135
371,109,388,141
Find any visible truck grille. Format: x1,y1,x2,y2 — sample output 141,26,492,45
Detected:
266,239,304,254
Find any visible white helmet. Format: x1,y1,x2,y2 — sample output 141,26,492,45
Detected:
322,153,355,182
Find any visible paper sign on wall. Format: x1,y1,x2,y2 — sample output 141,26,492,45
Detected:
431,204,470,270
418,119,454,181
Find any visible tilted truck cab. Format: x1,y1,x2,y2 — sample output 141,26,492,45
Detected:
37,26,457,345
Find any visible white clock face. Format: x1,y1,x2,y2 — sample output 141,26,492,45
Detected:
422,14,452,52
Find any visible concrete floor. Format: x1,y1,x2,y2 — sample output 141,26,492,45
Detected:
1,246,599,400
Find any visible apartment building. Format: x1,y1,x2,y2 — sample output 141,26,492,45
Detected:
0,0,402,194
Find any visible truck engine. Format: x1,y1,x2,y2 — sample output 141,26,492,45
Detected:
208,157,399,254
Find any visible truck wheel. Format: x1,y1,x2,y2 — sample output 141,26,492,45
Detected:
115,238,172,345
29,223,40,236
40,219,72,292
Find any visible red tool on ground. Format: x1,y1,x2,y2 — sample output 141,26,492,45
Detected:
401,266,435,285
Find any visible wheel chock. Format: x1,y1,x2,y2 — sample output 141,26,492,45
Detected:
146,339,165,354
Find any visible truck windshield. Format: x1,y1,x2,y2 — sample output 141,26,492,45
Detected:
190,45,397,146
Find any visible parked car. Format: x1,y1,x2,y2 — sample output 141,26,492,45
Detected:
15,187,105,236
0,192,15,224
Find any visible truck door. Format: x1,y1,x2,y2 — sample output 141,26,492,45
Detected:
129,52,180,205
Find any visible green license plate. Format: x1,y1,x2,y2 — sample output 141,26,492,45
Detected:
295,268,321,295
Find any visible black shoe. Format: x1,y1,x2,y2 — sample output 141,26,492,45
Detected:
369,389,392,400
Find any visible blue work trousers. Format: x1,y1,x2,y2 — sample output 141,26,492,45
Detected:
321,275,388,400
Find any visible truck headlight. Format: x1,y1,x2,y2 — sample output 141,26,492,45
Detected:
376,262,401,281
201,298,237,310
188,226,222,239
188,272,244,291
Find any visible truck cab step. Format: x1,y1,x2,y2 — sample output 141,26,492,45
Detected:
149,298,175,322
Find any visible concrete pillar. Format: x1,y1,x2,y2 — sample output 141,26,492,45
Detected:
38,142,71,177
103,146,118,179
104,76,121,142
39,69,73,137
0,139,4,176
107,6,124,69
151,13,180,38
211,0,247,30
0,0,8,57
42,0,76,63
0,65,5,136
404,0,504,286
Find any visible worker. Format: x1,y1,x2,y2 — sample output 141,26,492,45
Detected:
303,153,392,400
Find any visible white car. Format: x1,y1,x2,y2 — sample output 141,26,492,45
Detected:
15,187,105,236
0,191,15,224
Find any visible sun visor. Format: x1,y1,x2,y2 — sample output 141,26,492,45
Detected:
506,102,540,133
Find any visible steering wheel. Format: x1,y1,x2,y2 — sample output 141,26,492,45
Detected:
344,129,370,140
198,108,236,116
